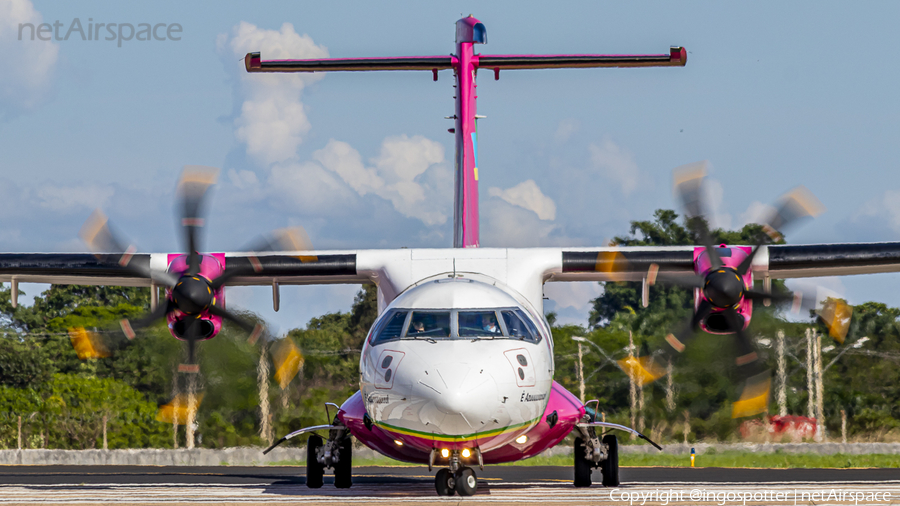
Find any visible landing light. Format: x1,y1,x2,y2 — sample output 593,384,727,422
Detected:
394,439,404,446
461,448,471,458
516,435,528,444
440,448,450,458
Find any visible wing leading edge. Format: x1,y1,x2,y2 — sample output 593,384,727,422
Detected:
0,252,365,287
554,242,900,282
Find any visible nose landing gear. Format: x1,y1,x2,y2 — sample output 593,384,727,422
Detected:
434,449,478,496
435,466,478,496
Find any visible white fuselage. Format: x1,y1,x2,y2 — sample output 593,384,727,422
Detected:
358,273,555,451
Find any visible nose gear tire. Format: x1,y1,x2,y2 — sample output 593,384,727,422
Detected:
435,468,456,496
306,434,324,489
455,467,477,496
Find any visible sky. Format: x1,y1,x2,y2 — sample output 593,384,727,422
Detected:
3,1,900,334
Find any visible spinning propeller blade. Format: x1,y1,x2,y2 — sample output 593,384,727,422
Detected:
272,338,305,390
176,166,219,276
80,210,179,287
673,161,722,270
68,327,110,359
736,186,825,276
731,370,772,418
156,392,204,425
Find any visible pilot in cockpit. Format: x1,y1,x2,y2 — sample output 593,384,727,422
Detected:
410,320,425,334
481,314,500,334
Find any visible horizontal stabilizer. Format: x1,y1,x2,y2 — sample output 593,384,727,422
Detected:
245,53,455,73
478,47,686,70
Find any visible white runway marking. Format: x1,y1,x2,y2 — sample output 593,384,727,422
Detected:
1,481,900,505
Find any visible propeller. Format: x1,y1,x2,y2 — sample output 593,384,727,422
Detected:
79,166,311,373
623,162,829,409
656,162,826,361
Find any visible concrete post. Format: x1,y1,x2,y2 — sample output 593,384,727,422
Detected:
841,409,847,444
665,359,675,413
258,341,272,446
777,330,787,417
814,330,826,442
186,374,198,449
806,328,815,420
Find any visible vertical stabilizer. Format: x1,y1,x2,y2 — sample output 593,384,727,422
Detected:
453,15,486,248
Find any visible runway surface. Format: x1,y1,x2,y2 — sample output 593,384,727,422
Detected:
0,465,897,505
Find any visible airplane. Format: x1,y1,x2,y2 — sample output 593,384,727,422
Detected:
4,14,900,497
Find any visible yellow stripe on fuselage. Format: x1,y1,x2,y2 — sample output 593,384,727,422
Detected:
375,418,537,443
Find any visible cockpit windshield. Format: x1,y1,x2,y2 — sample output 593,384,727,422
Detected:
458,310,502,337
407,311,451,338
369,307,542,345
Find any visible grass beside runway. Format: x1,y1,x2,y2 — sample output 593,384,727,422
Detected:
271,451,900,468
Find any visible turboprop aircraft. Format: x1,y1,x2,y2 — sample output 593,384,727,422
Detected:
4,15,900,497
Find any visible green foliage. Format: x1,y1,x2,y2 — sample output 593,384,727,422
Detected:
0,373,168,449
271,285,376,445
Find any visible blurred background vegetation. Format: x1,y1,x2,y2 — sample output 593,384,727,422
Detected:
0,209,896,449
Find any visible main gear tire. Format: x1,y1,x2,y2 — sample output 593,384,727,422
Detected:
306,434,325,489
333,437,353,489
601,434,620,487
574,437,593,487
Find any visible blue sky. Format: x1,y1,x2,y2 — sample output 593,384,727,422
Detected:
3,1,900,333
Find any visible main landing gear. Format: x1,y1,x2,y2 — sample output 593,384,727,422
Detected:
574,427,620,488
306,426,353,489
433,450,478,496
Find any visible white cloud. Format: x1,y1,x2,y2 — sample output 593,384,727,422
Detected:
853,189,900,235
543,281,602,312
588,137,640,195
488,180,556,220
220,24,450,228
314,140,383,195
220,22,329,165
268,159,359,216
554,118,580,144
705,178,732,230
480,197,558,247
738,200,773,228
35,184,114,211
313,136,449,226
227,169,260,190
0,0,58,118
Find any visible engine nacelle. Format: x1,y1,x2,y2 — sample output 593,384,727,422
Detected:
164,252,226,341
694,245,753,335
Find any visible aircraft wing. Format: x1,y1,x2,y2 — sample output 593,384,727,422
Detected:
0,252,367,287
551,242,900,282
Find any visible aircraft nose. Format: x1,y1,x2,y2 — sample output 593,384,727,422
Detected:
430,363,498,428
